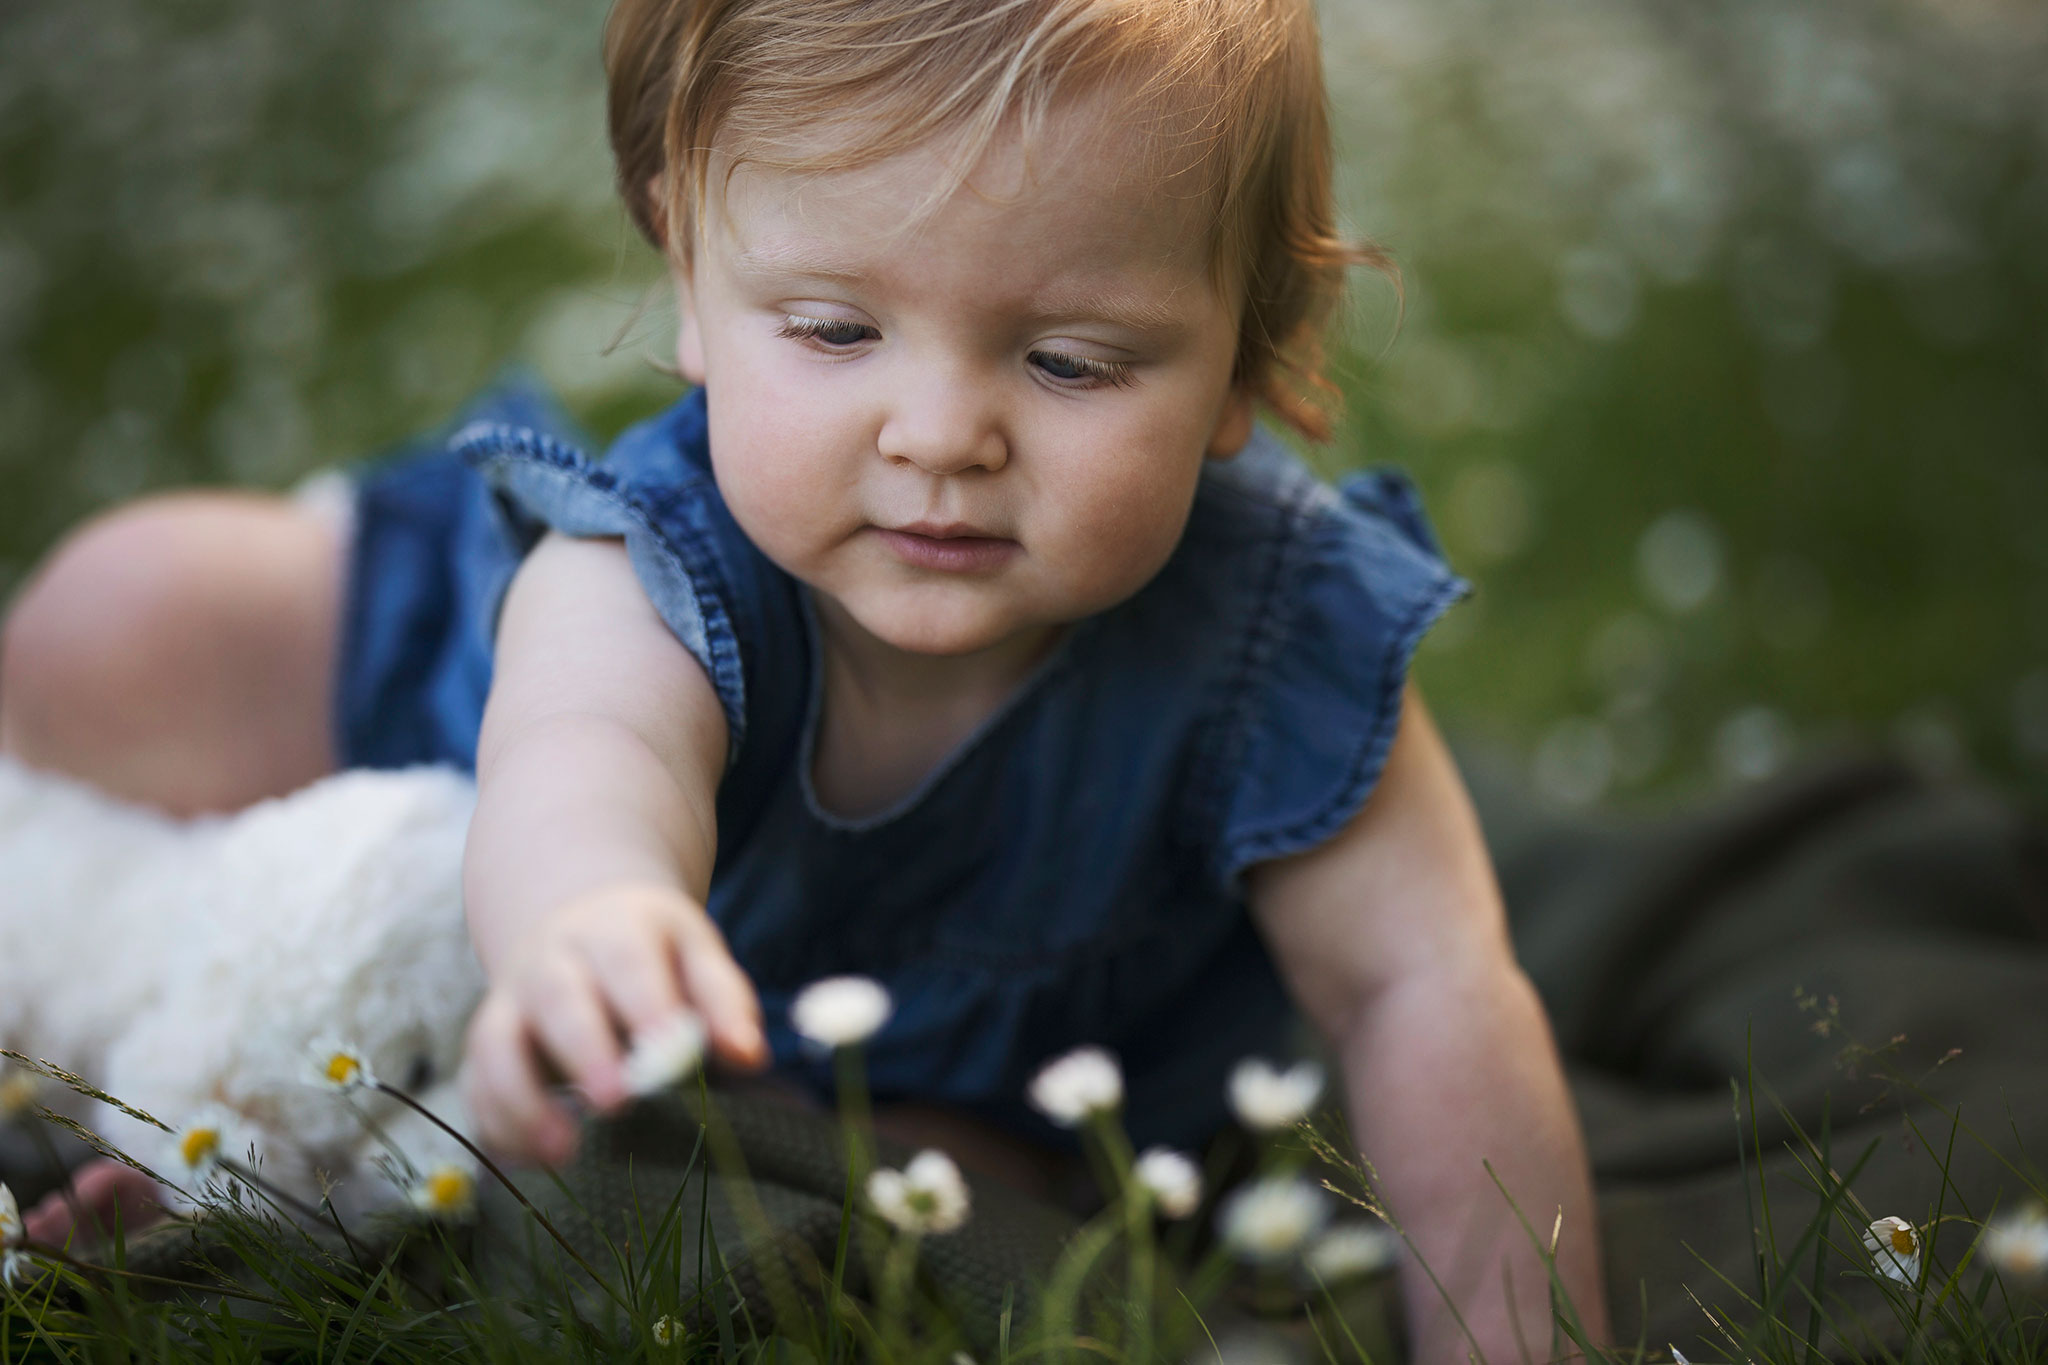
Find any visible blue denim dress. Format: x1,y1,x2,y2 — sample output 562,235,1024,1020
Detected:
337,382,1468,1149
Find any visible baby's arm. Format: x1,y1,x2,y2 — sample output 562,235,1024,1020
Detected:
462,532,766,1165
1247,688,1609,1364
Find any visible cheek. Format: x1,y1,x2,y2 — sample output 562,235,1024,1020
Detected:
700,345,845,542
1045,434,1206,604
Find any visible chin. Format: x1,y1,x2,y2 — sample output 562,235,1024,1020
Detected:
851,600,1042,658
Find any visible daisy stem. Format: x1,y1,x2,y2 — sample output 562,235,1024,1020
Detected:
831,1045,881,1310
372,1080,626,1312
344,1093,421,1184
1088,1112,1153,1363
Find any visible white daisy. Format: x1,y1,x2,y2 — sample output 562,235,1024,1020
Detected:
309,1040,377,1093
1227,1058,1325,1132
1133,1146,1202,1219
789,976,893,1049
1303,1222,1401,1282
1218,1175,1331,1265
0,1184,19,1250
1,1249,35,1289
407,1162,478,1221
623,1012,709,1096
652,1314,679,1347
866,1147,972,1234
1026,1046,1123,1127
1863,1215,1922,1285
173,1106,244,1187
1983,1206,2048,1282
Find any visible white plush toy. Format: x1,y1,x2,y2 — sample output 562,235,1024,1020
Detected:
0,756,485,1224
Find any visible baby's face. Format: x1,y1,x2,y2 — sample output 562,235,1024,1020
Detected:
677,92,1251,661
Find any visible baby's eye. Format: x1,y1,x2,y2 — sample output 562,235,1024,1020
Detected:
1029,348,1135,390
779,315,878,348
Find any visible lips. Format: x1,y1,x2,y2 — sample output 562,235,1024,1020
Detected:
875,522,1018,572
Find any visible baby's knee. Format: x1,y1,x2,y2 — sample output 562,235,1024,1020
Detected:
5,498,217,744
0,493,341,781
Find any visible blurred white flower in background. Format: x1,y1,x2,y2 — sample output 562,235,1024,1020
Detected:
407,1162,478,1221
866,1148,971,1235
623,1012,707,1096
1637,511,1724,615
1027,1046,1122,1127
309,1040,376,1093
789,975,892,1049
1557,245,1640,341
1714,706,1794,785
173,1105,246,1187
0,1065,41,1121
1303,1222,1402,1283
1227,1058,1326,1132
1133,1146,1202,1219
1982,1206,2048,1283
1219,1175,1332,1265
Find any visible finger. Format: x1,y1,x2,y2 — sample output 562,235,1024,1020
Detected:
27,1158,167,1243
519,958,631,1111
465,998,579,1166
672,918,768,1068
582,929,690,1038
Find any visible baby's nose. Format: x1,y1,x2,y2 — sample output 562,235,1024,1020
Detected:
876,383,1008,475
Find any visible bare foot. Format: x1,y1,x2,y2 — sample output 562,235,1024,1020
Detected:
25,1157,168,1246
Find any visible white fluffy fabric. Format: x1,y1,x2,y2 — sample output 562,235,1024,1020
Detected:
0,758,484,1220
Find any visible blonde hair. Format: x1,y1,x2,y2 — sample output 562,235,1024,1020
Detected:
604,0,1388,441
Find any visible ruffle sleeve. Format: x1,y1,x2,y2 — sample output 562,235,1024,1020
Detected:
1213,468,1469,886
446,392,756,762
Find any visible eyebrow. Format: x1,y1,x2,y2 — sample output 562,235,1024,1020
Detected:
1026,287,1191,336
729,241,871,283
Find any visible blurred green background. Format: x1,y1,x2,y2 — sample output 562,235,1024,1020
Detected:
1,0,2043,810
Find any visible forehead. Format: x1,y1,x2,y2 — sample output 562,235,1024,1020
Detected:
702,89,1225,308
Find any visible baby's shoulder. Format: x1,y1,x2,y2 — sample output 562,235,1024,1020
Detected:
1134,427,1469,886
1151,427,1460,638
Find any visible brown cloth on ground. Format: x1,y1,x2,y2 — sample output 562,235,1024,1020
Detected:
1475,754,2048,1356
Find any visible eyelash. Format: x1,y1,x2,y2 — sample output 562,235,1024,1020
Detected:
776,315,1136,390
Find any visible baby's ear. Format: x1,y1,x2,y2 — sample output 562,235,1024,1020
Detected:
649,172,708,386
1205,387,1255,461
672,265,707,386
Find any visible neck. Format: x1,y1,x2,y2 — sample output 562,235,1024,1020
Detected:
807,592,1064,818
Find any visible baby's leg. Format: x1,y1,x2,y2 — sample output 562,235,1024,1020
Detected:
0,491,345,816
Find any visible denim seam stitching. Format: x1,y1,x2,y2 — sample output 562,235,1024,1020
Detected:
450,421,750,759
1219,564,1470,874
1188,476,1323,888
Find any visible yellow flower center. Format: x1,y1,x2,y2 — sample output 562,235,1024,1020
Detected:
180,1127,220,1168
1891,1226,1917,1255
425,1168,472,1210
325,1053,362,1086
0,1074,38,1117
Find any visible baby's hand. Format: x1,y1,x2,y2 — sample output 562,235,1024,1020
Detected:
462,882,768,1165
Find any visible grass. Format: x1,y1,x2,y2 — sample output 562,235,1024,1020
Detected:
0,1021,2041,1364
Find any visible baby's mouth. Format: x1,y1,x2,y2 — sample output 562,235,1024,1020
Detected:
874,521,1019,573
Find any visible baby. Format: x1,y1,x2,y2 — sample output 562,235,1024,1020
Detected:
0,0,1608,1357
